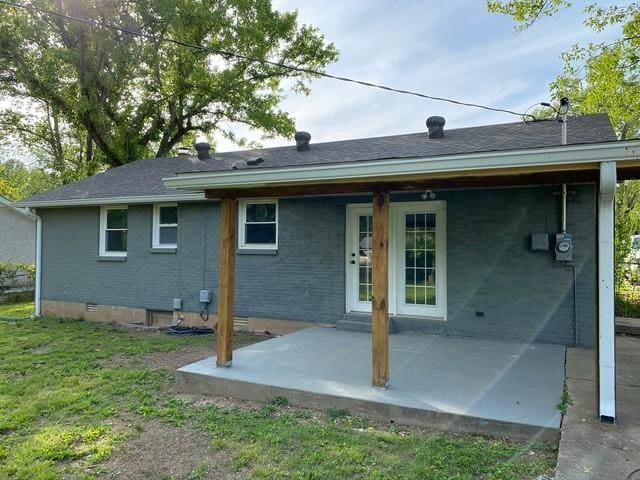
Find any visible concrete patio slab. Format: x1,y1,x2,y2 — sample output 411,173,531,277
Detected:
177,327,566,440
555,335,640,480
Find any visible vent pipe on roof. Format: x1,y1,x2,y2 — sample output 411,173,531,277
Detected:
195,142,212,160
426,116,445,139
295,131,311,151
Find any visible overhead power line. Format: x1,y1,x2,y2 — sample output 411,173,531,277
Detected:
0,0,537,119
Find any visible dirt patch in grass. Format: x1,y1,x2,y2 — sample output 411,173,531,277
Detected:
96,419,237,480
98,331,269,371
100,344,215,371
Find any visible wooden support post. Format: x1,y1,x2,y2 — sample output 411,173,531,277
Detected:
216,197,237,367
371,191,390,387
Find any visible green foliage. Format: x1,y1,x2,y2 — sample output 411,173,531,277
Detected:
0,262,35,296
615,181,640,288
615,283,640,317
556,385,573,415
488,1,640,140
0,318,557,479
488,2,640,289
271,395,289,406
0,0,338,171
326,407,350,421
0,301,34,318
0,159,60,200
487,0,569,30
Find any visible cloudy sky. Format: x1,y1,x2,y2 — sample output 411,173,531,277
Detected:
215,0,621,152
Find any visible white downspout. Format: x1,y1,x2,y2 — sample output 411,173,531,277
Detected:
598,161,616,422
34,214,42,317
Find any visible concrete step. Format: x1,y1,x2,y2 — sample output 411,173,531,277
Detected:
616,317,640,336
336,314,397,333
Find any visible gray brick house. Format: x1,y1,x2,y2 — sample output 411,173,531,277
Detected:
19,113,639,423
0,195,35,264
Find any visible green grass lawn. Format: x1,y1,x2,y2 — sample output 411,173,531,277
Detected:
0,317,557,479
0,300,34,318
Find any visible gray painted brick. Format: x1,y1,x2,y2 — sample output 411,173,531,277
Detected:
39,184,597,347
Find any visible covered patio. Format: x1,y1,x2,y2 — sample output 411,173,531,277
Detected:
177,327,565,439
164,132,640,433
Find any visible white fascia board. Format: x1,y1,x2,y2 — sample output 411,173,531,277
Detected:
16,193,207,208
163,141,640,191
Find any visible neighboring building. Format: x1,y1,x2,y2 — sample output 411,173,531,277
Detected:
18,113,638,422
0,195,36,264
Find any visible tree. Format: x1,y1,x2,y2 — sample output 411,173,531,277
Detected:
488,1,640,283
0,159,59,201
0,0,338,170
488,2,640,139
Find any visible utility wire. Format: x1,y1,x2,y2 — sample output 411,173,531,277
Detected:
0,0,538,120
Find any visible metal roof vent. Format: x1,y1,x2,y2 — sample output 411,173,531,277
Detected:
176,146,191,156
195,142,212,160
426,116,445,139
295,131,311,151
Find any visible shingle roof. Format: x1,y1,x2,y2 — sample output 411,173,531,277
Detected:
20,114,617,205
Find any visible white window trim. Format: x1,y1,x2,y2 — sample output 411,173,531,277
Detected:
238,199,278,250
99,205,128,257
152,203,178,249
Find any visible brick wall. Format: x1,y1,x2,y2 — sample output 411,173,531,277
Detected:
0,206,36,264
38,184,596,346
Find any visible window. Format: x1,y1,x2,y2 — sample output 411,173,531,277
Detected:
239,199,278,249
153,204,178,248
99,206,128,256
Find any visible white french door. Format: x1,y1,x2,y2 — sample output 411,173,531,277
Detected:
345,201,446,319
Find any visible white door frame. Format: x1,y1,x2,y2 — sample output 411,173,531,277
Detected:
394,201,447,318
345,201,446,320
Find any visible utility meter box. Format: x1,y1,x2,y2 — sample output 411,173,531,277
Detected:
555,232,573,261
199,290,212,304
173,298,182,310
531,233,550,251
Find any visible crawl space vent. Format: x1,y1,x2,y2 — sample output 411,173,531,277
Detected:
146,310,173,327
86,303,98,312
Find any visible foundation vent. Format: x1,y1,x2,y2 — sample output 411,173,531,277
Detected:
146,310,174,327
86,303,98,312
234,317,249,330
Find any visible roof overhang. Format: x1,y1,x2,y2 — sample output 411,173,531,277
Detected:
16,192,207,208
163,141,640,192
0,196,37,219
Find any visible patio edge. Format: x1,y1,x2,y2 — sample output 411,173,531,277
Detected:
175,368,560,443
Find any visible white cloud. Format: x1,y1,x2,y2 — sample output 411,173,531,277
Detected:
214,0,621,152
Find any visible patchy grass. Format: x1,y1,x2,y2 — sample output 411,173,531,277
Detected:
0,318,557,479
0,300,34,318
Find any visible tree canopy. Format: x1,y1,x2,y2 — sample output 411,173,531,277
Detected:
0,0,338,173
487,1,640,140
0,159,59,200
488,1,640,281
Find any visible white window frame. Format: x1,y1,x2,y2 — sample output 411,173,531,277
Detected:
152,203,178,249
238,199,278,250
99,205,128,257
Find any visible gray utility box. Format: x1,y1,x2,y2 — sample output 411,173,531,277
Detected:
531,233,550,251
199,290,212,304
555,232,573,261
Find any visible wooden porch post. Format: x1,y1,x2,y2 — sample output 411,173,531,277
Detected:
371,191,390,387
216,197,237,367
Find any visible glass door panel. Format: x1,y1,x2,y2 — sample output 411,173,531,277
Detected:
357,214,373,303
